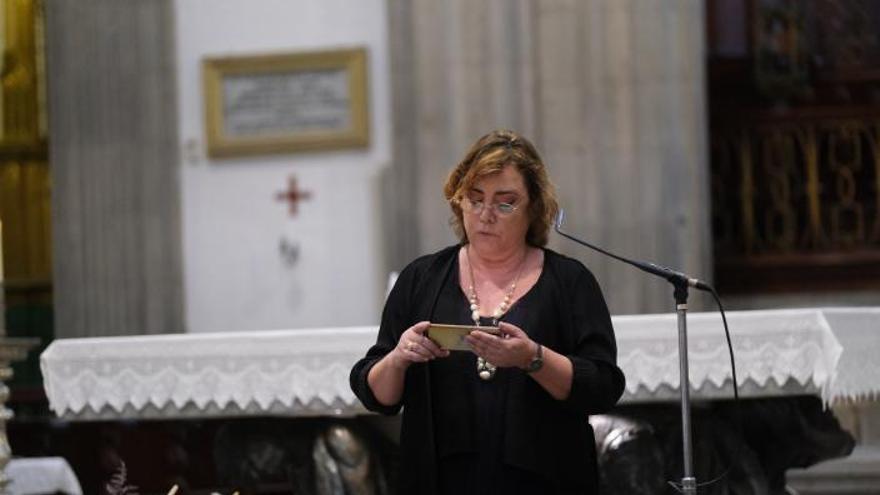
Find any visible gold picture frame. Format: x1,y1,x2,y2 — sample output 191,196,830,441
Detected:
203,47,369,158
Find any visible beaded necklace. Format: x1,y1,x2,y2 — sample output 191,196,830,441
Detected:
465,246,526,380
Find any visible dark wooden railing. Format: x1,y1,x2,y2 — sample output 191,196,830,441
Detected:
711,109,880,292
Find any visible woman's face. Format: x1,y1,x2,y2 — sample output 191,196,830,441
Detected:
461,165,531,255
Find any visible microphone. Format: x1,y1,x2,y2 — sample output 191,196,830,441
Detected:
554,209,711,292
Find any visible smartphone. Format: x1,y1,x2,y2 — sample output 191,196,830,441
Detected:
426,323,500,352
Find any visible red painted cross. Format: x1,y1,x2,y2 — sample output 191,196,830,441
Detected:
275,176,313,216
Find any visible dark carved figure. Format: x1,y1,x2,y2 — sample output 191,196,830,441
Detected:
720,396,855,492
313,424,389,495
589,414,665,495
213,419,392,495
214,420,318,493
603,396,854,495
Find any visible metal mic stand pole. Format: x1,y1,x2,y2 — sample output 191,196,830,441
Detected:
673,280,696,494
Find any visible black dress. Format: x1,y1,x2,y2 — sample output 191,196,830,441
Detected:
432,257,548,495
351,245,625,495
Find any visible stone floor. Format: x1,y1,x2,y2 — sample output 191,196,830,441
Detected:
787,446,880,495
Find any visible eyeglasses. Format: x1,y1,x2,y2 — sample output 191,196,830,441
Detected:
460,197,520,216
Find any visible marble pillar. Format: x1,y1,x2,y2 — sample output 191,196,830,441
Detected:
45,0,184,337
386,0,711,314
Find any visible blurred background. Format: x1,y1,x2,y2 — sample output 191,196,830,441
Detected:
1,0,878,493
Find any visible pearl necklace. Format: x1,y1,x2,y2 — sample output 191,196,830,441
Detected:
465,246,527,380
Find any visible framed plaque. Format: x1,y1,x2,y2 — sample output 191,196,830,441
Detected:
203,48,369,157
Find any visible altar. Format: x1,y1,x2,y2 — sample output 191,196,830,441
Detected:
40,307,878,419
34,307,880,494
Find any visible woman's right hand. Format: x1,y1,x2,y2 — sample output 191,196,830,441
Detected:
368,321,450,407
391,321,450,368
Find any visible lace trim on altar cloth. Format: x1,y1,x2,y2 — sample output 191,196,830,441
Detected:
614,308,844,404
39,309,880,419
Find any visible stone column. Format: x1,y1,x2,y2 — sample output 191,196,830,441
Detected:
386,0,711,314
45,0,184,337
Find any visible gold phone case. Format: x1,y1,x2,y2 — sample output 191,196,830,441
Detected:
426,324,500,352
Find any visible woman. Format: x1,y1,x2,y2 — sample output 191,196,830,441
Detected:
350,130,625,494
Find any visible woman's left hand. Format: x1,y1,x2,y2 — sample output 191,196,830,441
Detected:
465,321,535,369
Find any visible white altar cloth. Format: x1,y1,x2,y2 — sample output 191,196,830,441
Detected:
7,457,82,495
40,308,878,420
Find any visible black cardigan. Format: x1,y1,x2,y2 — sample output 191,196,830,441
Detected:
350,245,625,494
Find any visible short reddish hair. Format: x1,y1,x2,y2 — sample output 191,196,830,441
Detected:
443,129,559,246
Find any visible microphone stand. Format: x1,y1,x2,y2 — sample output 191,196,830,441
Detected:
673,284,696,495
555,210,705,495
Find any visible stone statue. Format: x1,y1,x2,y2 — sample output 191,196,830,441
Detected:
590,414,666,495
313,424,388,495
